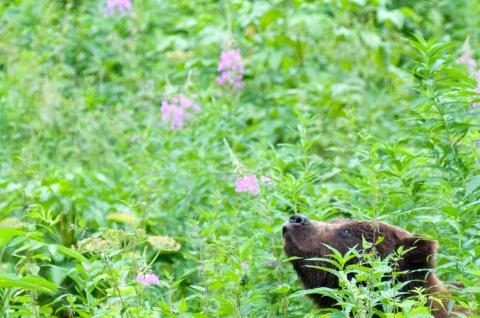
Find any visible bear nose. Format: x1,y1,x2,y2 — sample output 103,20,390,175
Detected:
289,214,309,225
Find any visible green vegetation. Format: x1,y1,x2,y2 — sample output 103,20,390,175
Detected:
0,0,479,317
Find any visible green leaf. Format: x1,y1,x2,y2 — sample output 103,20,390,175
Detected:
0,228,26,248
466,175,480,197
273,283,290,294
105,286,135,296
178,298,187,312
48,244,89,263
289,287,339,299
0,273,58,294
377,8,405,29
360,31,382,49
405,307,434,318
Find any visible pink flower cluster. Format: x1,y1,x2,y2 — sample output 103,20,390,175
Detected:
235,175,273,195
458,42,480,110
216,49,245,90
136,272,160,286
161,95,201,130
458,54,477,72
458,46,477,73
235,175,259,195
104,0,132,16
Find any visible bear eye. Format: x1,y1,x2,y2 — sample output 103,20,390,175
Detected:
339,228,352,238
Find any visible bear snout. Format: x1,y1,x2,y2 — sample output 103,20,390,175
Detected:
283,214,311,237
289,214,310,225
282,223,301,237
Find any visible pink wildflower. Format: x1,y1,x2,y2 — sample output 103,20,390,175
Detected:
216,49,245,90
136,272,160,286
235,175,259,195
458,53,477,72
241,261,249,269
104,0,132,16
458,40,477,72
161,95,201,130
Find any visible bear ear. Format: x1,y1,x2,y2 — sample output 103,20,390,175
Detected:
398,237,438,269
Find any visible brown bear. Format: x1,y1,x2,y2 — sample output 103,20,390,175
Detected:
282,214,457,318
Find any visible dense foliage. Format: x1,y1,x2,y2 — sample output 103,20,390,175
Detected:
1,0,479,317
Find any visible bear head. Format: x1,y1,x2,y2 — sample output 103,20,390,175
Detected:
282,214,439,308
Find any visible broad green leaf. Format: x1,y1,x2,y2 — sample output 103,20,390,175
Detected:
48,244,89,263
0,228,26,248
466,175,480,197
0,273,58,294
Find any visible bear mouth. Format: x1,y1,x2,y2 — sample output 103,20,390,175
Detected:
283,234,298,257
283,233,313,258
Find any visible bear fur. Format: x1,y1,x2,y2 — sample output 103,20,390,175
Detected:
282,214,457,318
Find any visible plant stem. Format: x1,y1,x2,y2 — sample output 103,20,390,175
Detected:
104,254,127,317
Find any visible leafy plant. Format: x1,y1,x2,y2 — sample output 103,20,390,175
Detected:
291,240,437,318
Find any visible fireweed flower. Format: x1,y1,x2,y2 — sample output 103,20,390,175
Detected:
457,41,480,110
458,52,477,72
136,272,160,286
104,0,132,16
216,49,245,90
458,41,477,72
235,175,259,195
234,175,273,195
161,95,201,130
